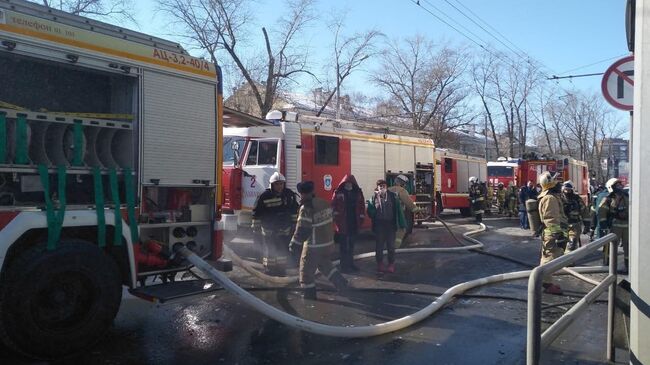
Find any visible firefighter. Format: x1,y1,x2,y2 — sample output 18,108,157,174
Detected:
468,177,484,223
507,182,518,217
598,178,629,274
561,181,588,252
480,181,490,214
537,171,568,295
389,174,419,247
590,184,608,241
291,181,348,300
251,172,299,275
496,183,506,214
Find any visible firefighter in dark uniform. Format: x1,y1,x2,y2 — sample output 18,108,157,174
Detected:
468,176,484,223
561,180,588,252
290,181,348,300
251,172,298,275
598,178,630,273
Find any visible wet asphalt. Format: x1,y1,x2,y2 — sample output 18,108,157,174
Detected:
0,212,628,365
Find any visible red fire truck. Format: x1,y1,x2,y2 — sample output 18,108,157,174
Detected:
487,157,590,202
0,1,228,357
221,111,438,232
434,149,488,216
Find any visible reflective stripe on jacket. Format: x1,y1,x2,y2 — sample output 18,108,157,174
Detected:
290,197,335,248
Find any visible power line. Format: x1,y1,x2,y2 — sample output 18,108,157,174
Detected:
410,0,521,70
421,0,492,48
442,0,529,62
451,0,530,59
409,0,484,48
547,72,604,81
556,54,629,75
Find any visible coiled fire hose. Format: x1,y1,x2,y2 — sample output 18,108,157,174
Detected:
177,220,607,338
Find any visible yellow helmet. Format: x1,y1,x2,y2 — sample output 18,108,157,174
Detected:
605,178,621,193
539,171,557,191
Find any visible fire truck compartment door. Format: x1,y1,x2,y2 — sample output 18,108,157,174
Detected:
385,144,415,173
351,140,385,200
415,146,434,165
142,70,216,185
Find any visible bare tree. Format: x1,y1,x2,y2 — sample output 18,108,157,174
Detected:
471,52,500,156
315,12,382,118
371,36,470,144
487,57,541,157
158,0,316,118
33,0,136,23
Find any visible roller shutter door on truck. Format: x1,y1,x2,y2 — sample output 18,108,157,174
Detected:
351,140,385,198
142,71,216,185
385,143,415,174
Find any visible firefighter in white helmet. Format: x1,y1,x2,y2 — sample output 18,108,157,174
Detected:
388,174,419,247
537,171,568,295
561,180,588,252
598,178,629,273
251,172,299,275
468,176,484,223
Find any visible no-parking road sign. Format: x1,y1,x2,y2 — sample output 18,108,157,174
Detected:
601,55,634,111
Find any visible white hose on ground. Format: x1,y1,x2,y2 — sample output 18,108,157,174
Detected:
182,245,606,338
223,223,486,285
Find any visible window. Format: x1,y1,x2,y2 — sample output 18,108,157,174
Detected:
245,140,278,166
315,135,339,165
258,140,278,165
487,166,514,177
223,137,245,166
444,158,453,173
245,140,258,165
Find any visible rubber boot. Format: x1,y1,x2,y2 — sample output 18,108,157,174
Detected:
330,271,349,294
303,287,317,300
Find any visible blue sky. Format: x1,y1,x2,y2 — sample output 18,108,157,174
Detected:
133,0,630,117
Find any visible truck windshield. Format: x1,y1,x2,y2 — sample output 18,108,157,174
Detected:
488,166,514,177
223,137,245,166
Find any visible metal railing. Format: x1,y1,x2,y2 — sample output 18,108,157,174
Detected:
526,233,619,365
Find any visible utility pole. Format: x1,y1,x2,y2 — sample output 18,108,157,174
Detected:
630,0,650,361
484,114,489,160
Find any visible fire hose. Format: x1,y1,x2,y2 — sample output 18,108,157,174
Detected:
177,220,608,338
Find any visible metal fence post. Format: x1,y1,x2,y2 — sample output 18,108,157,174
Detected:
527,267,543,365
606,239,618,361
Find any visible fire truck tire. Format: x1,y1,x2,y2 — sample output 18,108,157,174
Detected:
459,208,472,217
0,240,122,359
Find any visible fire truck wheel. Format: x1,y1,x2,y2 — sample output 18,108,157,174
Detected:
460,208,472,217
0,240,122,359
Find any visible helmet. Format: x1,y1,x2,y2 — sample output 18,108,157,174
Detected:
469,176,478,184
396,174,409,184
605,178,621,193
269,172,286,187
539,171,557,191
562,180,574,190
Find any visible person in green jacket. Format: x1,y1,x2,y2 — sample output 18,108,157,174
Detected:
368,179,405,274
